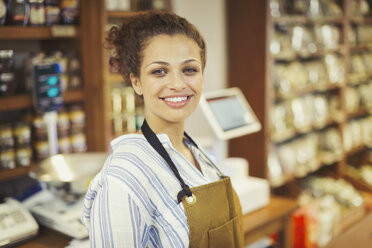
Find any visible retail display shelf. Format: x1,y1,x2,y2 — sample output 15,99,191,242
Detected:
0,163,36,181
347,107,369,119
107,11,138,18
272,16,343,24
350,16,372,24
346,144,369,157
0,26,79,40
274,83,341,101
0,89,84,111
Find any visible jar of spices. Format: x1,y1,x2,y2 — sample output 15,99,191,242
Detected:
0,50,16,96
45,0,60,25
14,122,31,147
0,124,14,150
29,0,45,26
15,146,31,166
0,149,16,169
0,0,7,25
6,0,30,26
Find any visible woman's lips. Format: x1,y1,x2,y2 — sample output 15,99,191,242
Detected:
160,95,192,108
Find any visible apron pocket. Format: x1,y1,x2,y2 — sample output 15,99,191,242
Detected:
208,216,236,248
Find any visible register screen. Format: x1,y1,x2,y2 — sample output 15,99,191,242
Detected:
207,96,255,131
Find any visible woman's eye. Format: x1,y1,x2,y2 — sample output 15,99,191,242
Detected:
183,67,198,74
152,68,167,75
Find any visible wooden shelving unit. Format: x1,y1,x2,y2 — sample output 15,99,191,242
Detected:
227,0,372,247
0,89,84,111
0,0,109,181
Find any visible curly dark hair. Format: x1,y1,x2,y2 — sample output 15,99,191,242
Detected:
106,11,206,84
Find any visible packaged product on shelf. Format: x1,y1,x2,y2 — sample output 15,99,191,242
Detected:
13,122,31,146
305,177,364,208
276,62,309,96
58,136,72,153
60,0,79,25
69,132,86,152
349,0,370,16
343,120,364,152
67,52,82,89
68,104,85,132
45,0,61,25
6,0,30,26
351,120,364,148
290,96,313,133
268,146,287,187
286,0,308,15
304,60,328,88
270,101,295,142
357,25,372,44
271,24,296,60
324,53,344,84
318,127,342,164
344,86,361,114
307,0,323,17
291,25,318,56
362,116,372,146
269,0,284,17
295,193,341,247
35,140,49,160
291,203,319,248
57,108,70,136
347,164,372,187
320,0,343,16
363,53,372,74
348,25,358,46
29,0,46,26
0,0,6,25
276,134,319,178
32,114,48,140
312,94,329,127
0,148,16,169
15,146,31,166
314,25,341,51
0,124,14,149
0,50,16,96
349,54,368,82
276,141,297,177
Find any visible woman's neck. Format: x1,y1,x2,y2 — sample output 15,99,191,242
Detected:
145,117,186,152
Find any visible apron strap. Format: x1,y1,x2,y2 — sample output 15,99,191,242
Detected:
141,119,192,203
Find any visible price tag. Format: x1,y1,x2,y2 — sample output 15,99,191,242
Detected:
51,25,77,37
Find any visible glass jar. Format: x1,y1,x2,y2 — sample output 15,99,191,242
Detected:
0,0,7,25
0,50,16,96
45,0,60,25
29,0,45,26
6,0,30,26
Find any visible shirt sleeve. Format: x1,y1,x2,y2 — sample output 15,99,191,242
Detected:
86,173,149,248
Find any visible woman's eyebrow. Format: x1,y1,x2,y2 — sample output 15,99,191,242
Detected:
146,61,169,68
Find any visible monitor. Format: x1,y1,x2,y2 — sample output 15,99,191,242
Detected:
199,87,261,140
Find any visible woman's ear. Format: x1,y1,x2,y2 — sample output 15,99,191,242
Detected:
130,73,142,96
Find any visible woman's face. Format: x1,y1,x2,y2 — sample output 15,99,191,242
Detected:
131,34,203,129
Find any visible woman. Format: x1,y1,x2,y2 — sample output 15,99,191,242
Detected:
82,11,243,248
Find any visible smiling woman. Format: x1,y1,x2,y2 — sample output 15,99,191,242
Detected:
81,11,244,248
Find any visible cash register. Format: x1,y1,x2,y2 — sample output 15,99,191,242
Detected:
199,87,270,214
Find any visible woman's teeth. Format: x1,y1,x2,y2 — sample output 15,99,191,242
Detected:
163,96,188,102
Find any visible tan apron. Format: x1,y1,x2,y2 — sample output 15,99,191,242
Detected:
142,120,244,248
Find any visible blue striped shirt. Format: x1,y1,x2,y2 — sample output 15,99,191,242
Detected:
81,133,220,247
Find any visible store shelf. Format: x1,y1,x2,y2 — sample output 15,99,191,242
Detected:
274,83,341,101
0,164,36,181
0,89,85,111
273,16,343,24
346,145,369,157
107,11,138,18
0,26,79,40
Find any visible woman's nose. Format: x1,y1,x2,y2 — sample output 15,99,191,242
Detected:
168,72,186,90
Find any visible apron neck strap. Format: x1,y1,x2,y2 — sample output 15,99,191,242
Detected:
141,119,192,203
